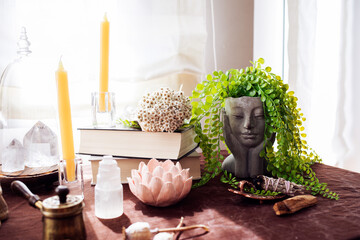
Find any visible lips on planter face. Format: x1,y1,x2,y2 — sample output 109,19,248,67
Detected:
226,97,265,148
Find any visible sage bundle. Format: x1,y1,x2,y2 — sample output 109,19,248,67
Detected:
254,175,305,196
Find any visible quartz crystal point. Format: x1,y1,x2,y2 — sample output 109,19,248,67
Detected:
2,139,25,172
23,121,58,167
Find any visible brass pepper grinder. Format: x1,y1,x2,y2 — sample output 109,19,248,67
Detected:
0,182,9,226
11,180,86,240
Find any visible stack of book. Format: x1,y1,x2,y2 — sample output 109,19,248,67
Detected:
77,126,200,184
89,151,201,185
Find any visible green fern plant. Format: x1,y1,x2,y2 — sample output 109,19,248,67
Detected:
189,58,338,200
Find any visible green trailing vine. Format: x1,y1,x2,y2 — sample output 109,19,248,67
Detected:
221,170,281,196
247,188,282,197
220,170,239,189
189,58,339,200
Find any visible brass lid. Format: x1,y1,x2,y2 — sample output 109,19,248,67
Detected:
41,186,84,218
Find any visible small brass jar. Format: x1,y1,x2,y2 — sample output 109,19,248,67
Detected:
41,186,86,240
11,181,86,240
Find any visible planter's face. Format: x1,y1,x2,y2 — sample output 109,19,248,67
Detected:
225,97,265,148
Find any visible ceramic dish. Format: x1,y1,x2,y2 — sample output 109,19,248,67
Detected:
0,165,58,188
228,180,285,203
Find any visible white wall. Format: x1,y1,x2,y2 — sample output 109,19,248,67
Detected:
253,0,284,78
203,0,254,151
0,0,255,86
205,0,254,74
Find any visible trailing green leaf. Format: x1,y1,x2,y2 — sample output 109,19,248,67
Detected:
220,170,239,189
242,186,282,196
190,58,339,200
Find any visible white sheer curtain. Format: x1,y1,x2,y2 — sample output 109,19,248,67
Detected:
0,0,207,152
286,0,360,172
0,0,206,120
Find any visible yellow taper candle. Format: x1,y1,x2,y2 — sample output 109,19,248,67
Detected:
55,59,75,182
99,13,110,111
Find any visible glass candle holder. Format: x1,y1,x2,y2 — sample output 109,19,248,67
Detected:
59,158,84,199
91,92,116,128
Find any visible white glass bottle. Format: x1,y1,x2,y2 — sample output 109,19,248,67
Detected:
95,155,123,219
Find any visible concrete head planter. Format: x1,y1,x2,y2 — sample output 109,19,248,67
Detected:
222,96,269,178
189,58,338,199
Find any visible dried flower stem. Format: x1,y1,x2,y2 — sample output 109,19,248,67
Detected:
157,224,210,233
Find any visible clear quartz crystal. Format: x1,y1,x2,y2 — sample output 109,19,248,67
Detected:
95,155,123,219
23,121,58,167
2,139,25,172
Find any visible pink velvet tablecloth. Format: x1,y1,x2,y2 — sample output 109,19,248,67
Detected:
1,159,360,240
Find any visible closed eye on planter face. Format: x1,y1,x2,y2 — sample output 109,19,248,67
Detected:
233,115,244,119
254,114,264,120
253,107,264,117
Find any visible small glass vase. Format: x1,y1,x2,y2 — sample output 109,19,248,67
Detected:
91,92,116,128
58,158,84,199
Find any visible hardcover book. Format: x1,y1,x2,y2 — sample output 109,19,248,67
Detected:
89,151,201,185
78,126,198,160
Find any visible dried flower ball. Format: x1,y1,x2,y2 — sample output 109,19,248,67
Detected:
137,87,192,133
